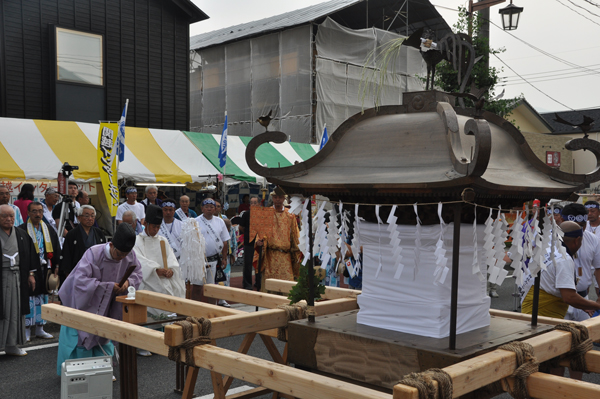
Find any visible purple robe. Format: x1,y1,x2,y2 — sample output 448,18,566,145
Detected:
58,243,142,350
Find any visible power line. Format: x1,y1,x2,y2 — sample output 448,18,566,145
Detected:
556,0,600,26
500,64,600,83
567,0,600,18
584,0,600,9
491,53,576,111
489,20,600,77
500,70,600,86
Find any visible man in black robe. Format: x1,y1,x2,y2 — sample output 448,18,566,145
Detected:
0,204,39,356
59,205,106,282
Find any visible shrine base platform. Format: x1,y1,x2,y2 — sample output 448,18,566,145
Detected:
288,310,554,390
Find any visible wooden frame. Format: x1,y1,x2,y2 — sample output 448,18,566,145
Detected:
43,286,600,399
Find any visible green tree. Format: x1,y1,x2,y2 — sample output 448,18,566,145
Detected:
433,6,522,116
288,262,326,305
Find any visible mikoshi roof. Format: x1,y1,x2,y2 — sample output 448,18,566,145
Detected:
245,91,600,205
0,117,218,183
183,131,319,183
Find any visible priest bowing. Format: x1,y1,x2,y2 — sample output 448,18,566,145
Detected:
57,223,142,375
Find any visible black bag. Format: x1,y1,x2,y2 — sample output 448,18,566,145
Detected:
215,260,227,283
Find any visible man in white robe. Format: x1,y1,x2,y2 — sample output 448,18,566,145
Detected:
134,205,185,322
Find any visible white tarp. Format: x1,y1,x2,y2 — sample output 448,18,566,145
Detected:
315,17,425,141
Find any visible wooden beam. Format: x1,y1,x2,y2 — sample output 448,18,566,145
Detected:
42,303,169,356
134,290,240,318
265,279,361,300
127,291,278,338
203,285,289,308
226,387,272,399
393,316,600,399
43,303,390,399
191,345,391,399
164,308,289,345
558,350,600,373
165,297,357,346
489,309,568,326
224,333,257,392
526,372,600,399
313,297,358,314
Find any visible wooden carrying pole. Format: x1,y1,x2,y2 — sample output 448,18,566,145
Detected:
264,278,361,300
43,292,600,399
42,303,390,399
393,315,600,399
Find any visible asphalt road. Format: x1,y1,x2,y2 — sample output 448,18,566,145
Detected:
1,265,599,399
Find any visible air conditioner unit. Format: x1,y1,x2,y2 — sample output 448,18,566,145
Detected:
61,356,113,399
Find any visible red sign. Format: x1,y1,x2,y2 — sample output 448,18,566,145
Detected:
546,151,561,168
57,172,66,194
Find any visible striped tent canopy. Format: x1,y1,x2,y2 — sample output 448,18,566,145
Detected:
0,117,219,183
184,131,319,182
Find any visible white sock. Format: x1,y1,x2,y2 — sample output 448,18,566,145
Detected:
35,325,46,336
25,327,31,341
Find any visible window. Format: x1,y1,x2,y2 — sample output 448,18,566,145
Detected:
56,27,103,86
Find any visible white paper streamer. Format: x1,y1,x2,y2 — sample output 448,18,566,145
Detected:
298,198,311,261
375,205,383,278
288,195,304,215
472,205,486,282
351,203,361,262
433,202,449,286
179,218,206,284
413,203,422,281
386,205,406,280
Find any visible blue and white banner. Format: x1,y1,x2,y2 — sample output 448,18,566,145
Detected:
117,99,128,163
218,112,228,168
319,124,328,151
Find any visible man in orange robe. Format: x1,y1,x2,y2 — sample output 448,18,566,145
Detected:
254,187,301,290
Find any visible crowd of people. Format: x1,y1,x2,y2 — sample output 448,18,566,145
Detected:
519,201,600,380
0,183,306,370
5,179,600,385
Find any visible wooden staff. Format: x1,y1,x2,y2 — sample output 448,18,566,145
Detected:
160,240,169,269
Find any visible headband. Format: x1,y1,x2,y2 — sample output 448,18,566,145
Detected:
202,198,216,206
161,201,176,208
547,208,562,215
566,214,587,223
563,228,584,238
126,187,137,193
585,203,599,209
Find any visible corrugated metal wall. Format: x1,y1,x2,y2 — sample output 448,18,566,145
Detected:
0,0,191,130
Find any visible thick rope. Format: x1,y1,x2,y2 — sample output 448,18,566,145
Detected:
498,341,539,399
167,316,212,367
555,322,593,373
276,303,308,342
397,368,453,399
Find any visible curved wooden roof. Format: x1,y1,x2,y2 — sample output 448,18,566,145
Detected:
246,91,600,203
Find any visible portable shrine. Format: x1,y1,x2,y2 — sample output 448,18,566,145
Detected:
245,89,600,391
41,90,600,399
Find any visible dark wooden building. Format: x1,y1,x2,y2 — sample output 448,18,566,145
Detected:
0,0,207,129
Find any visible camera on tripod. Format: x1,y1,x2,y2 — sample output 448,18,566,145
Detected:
61,162,79,177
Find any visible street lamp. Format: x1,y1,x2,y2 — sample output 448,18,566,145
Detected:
498,1,524,31
468,0,524,37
